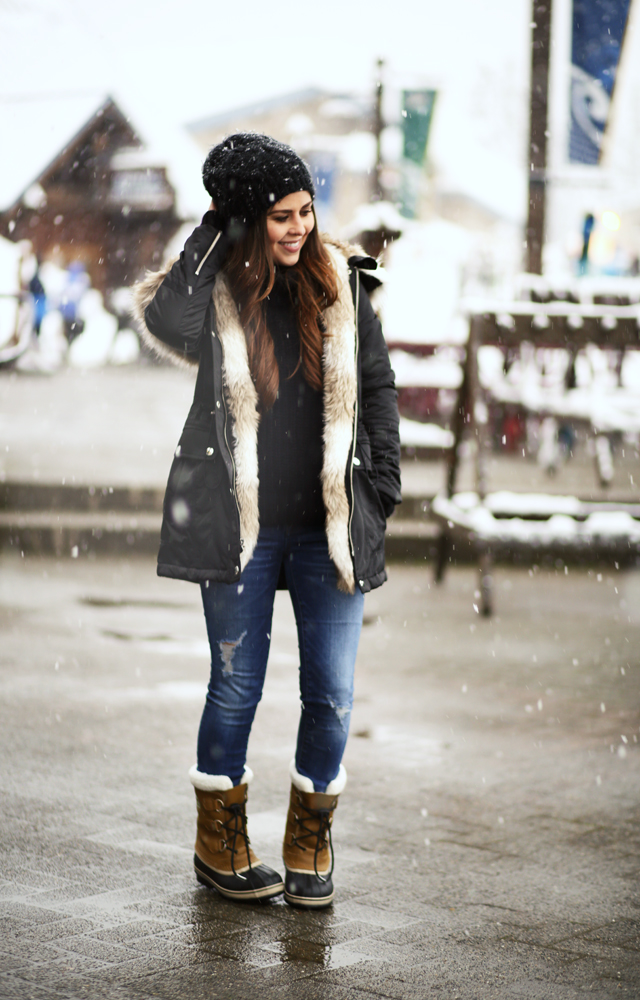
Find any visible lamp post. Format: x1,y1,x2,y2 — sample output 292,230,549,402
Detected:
526,0,552,274
373,58,385,202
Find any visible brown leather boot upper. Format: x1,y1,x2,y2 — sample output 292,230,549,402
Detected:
282,784,338,876
194,782,260,876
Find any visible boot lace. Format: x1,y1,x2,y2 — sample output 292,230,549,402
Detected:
291,798,335,883
218,800,253,880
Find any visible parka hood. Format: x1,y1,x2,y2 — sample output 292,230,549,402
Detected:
131,235,380,370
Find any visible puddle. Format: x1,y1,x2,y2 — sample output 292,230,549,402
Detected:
251,937,380,970
103,629,173,642
81,597,192,609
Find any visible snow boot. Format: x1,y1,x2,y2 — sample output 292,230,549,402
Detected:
282,760,346,909
189,766,284,901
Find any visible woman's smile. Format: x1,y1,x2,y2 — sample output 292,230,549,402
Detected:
267,190,315,266
279,238,302,253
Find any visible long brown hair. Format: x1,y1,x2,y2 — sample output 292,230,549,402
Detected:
223,210,338,411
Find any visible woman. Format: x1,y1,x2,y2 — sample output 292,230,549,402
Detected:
133,133,401,909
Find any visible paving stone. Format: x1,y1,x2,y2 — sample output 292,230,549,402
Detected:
1,554,639,998
89,919,179,944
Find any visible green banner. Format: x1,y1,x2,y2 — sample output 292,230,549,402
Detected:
402,89,437,165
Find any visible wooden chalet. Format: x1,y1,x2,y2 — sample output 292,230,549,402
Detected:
0,95,195,295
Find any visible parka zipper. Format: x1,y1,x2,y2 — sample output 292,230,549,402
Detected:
195,232,222,276
347,271,360,568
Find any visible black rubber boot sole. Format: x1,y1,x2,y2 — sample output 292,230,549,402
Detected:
283,868,334,909
194,853,284,901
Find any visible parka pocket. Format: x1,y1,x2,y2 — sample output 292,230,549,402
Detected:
168,413,225,498
176,412,218,460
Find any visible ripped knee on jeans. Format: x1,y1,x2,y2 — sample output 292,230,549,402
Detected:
328,697,351,732
218,630,247,674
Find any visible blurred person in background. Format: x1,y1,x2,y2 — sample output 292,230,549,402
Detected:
60,261,89,342
134,133,401,909
28,260,46,337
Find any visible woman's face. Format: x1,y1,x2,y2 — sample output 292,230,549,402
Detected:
266,191,315,266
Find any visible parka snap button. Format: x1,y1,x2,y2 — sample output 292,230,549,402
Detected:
359,580,364,586
234,566,240,574
206,447,214,456
216,401,221,409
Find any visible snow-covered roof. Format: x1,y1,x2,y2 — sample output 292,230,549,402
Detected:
186,88,328,133
0,91,206,221
0,91,104,212
115,92,206,220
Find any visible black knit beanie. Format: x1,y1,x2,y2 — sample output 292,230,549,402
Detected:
202,133,315,228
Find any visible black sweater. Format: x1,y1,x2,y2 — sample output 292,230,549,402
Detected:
258,274,325,528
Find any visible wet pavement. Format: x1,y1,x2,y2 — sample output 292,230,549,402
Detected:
1,550,639,999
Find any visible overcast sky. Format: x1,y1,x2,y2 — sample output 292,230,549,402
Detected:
1,0,532,218
1,0,529,134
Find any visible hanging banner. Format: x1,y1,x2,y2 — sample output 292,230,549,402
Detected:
402,90,437,166
569,0,631,164
305,149,337,229
400,89,437,218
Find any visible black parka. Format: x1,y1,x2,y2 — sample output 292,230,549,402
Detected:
133,215,401,593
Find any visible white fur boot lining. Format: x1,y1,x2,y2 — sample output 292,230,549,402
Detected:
188,764,254,791
289,758,347,796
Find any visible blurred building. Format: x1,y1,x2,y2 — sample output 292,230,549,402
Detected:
0,94,203,294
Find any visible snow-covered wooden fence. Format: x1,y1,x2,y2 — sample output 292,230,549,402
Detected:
432,295,640,615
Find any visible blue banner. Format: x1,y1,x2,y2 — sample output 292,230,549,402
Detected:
570,0,631,164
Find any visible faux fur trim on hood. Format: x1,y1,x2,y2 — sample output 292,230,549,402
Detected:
131,260,197,370
319,241,357,594
212,274,260,573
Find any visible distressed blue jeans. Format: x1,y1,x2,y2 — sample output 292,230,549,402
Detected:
198,527,365,792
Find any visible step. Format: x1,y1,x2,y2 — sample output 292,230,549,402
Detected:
0,482,164,513
0,480,435,520
0,510,161,558
3,478,635,566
